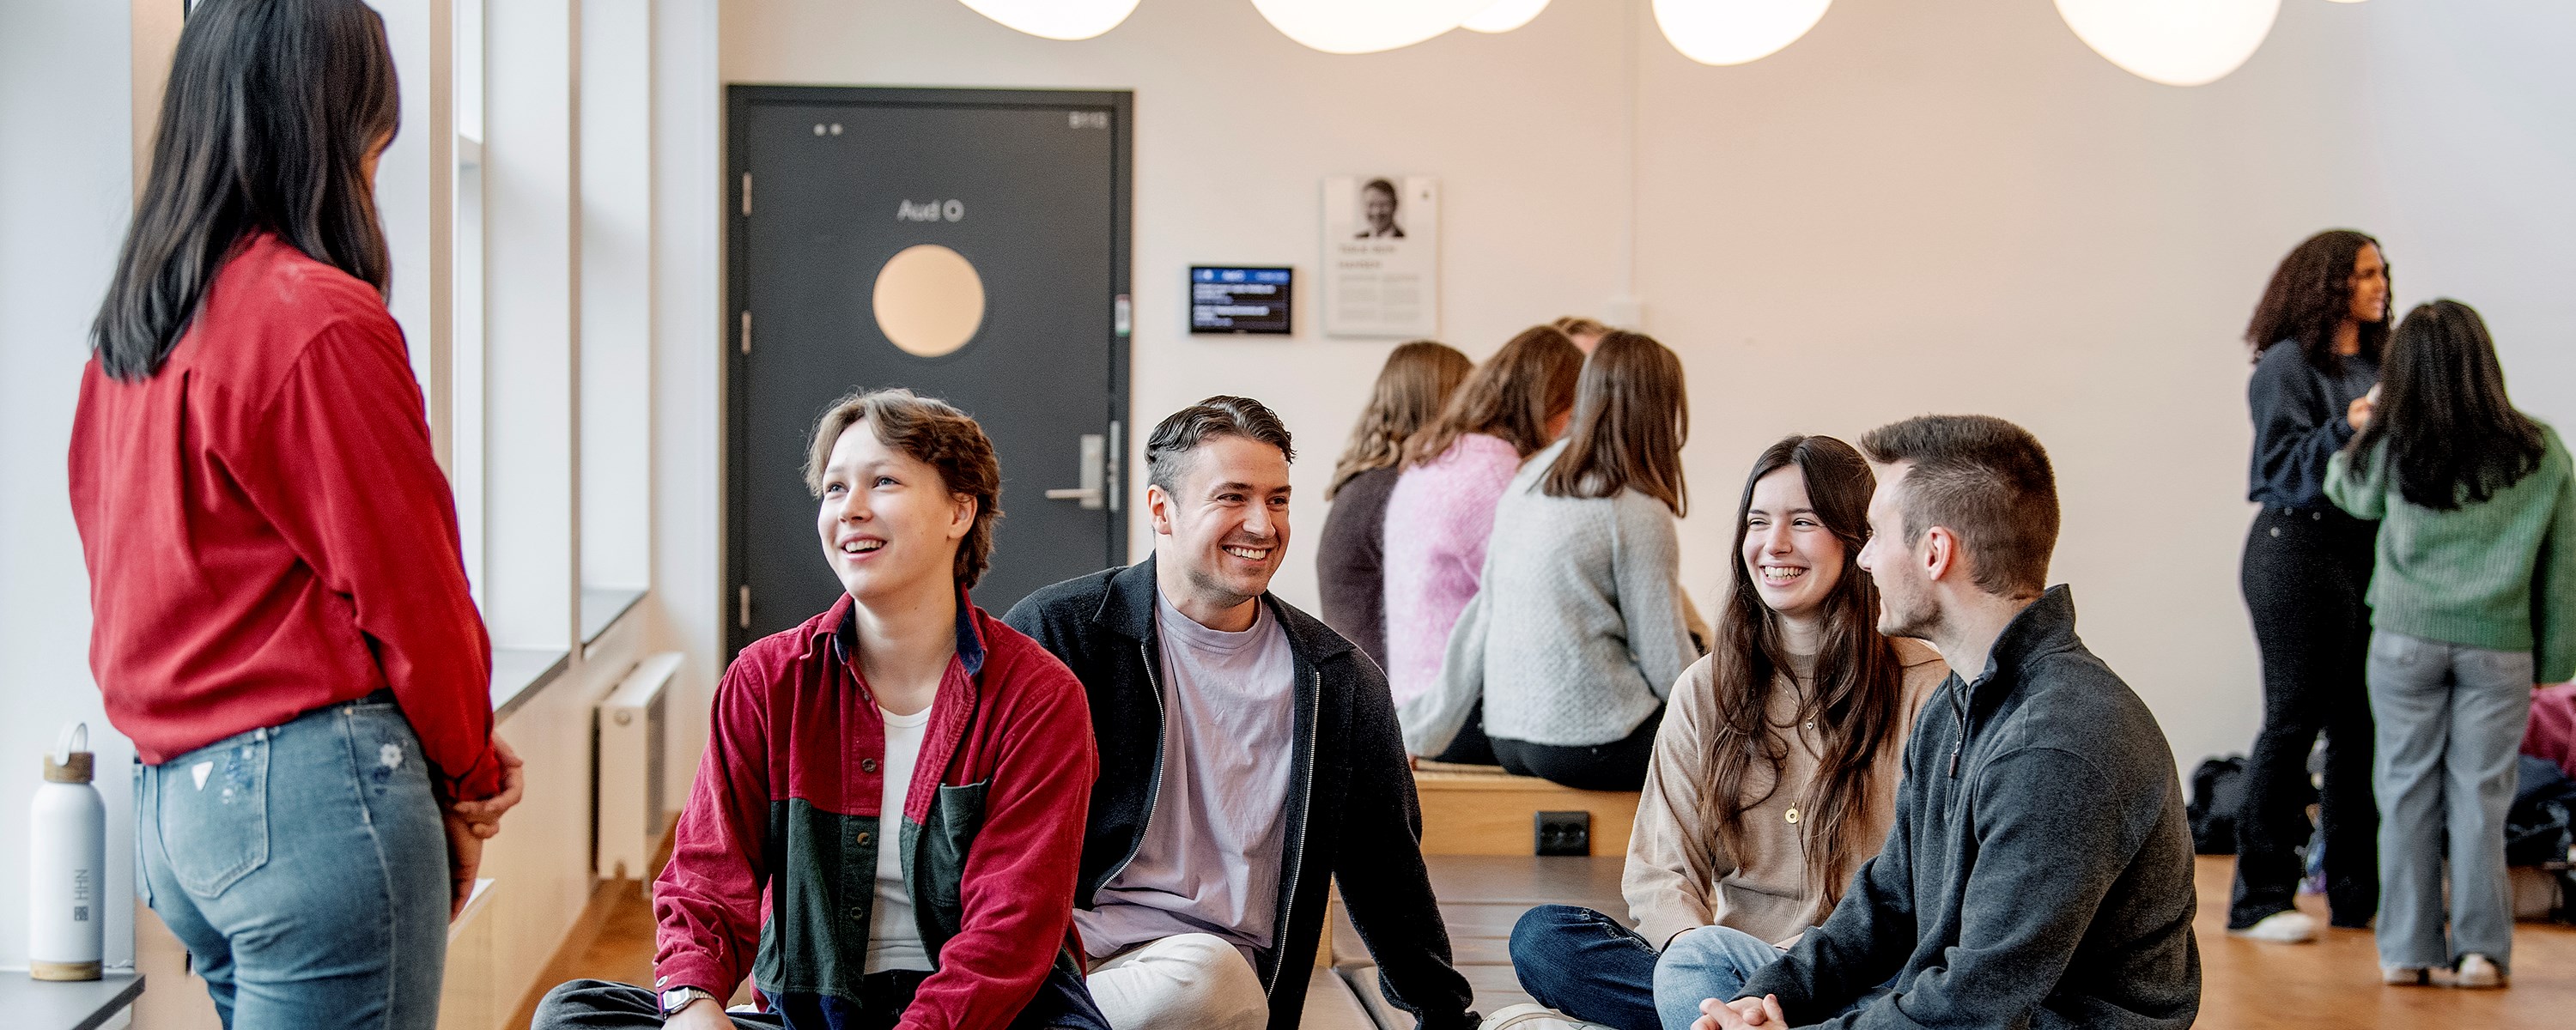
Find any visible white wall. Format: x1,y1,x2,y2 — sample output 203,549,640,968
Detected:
0,0,136,975
709,0,2576,773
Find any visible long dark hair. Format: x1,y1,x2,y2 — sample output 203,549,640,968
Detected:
1540,330,1688,516
2245,229,2389,373
1329,341,1473,498
91,0,401,381
1701,435,1903,911
2349,300,2543,511
1405,325,1583,466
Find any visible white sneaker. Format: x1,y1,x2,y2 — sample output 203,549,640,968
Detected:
2227,910,2318,943
2381,965,2438,986
1480,1003,1615,1030
2453,954,2506,989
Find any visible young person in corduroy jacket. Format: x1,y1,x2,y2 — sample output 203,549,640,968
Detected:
537,391,1105,1030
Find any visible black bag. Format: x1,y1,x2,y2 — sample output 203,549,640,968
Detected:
2188,754,2249,856
2506,754,2576,868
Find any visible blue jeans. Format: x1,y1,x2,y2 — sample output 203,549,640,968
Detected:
135,695,450,1029
1510,905,1661,1030
1652,925,1786,1030
2366,631,2534,972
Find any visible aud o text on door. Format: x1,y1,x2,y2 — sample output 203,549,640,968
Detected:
896,199,965,223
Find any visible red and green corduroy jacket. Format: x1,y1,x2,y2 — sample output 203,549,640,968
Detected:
653,593,1099,1030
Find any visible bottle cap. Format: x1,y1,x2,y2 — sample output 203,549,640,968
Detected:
45,723,94,784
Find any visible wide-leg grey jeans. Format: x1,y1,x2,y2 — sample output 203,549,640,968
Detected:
2366,630,2533,972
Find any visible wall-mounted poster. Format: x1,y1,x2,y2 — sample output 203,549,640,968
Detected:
1321,175,1437,338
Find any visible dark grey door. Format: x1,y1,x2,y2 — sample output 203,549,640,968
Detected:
727,87,1131,654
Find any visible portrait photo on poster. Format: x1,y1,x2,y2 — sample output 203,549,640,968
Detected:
1322,174,1438,339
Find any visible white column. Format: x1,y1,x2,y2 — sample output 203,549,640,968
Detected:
483,0,580,652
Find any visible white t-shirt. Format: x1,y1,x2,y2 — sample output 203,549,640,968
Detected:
866,704,934,973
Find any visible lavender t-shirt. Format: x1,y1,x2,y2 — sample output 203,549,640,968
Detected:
1073,591,1297,963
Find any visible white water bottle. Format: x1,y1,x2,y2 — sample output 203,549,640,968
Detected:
30,723,106,981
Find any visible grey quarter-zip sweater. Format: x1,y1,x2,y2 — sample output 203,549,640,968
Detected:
1735,587,2201,1030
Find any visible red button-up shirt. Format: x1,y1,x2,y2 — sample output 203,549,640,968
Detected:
68,232,501,799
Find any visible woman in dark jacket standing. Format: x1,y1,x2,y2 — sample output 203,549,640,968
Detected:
1315,341,1472,666
68,2,521,1025
2227,228,2389,942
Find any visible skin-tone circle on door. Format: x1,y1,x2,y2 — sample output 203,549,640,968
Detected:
872,243,986,357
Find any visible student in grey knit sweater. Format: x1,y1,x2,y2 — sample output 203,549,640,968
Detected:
1399,330,1704,791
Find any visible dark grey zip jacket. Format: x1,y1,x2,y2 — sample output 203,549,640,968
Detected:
1737,587,2201,1029
1003,558,1477,1030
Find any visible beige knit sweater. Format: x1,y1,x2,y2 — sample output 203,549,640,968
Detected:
1623,637,1947,949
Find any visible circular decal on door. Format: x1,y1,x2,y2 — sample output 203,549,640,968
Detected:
872,244,985,357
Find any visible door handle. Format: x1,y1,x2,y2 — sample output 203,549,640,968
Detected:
1045,433,1107,510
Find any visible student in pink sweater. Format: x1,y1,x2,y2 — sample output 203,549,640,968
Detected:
1381,324,1585,758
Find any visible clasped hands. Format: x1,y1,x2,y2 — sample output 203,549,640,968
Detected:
1693,993,1789,1030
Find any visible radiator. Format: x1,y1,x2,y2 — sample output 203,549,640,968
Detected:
595,651,683,882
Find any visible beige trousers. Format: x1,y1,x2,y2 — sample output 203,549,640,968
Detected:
1085,933,1268,1030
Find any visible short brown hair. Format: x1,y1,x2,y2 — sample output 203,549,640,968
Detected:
1857,415,2058,597
1540,330,1689,516
805,388,1004,589
1405,325,1584,466
1146,396,1296,494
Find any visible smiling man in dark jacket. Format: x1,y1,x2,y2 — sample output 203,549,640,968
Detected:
1698,415,2200,1030
1005,397,1477,1030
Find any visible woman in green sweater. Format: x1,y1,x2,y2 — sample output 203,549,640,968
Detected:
2327,299,2576,990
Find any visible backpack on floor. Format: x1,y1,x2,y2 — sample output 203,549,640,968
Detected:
2188,754,2249,855
2506,754,2576,868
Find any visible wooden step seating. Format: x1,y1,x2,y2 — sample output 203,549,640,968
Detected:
1412,760,1642,857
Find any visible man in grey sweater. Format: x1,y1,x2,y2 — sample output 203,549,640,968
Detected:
1700,415,2200,1030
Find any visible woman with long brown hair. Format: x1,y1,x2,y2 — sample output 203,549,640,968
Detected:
1490,434,1943,1030
1316,341,1473,667
1381,325,1584,755
1400,331,1707,790
2229,229,2390,943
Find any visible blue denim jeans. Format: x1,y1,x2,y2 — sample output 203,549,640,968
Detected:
1650,925,1785,1030
134,694,450,1029
1509,905,1660,1030
2366,631,2534,972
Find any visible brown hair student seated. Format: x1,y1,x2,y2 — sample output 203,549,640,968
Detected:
1400,330,1707,791
1381,326,1585,761
536,391,1105,1029
1496,436,1946,1030
1315,340,1473,669
1697,415,2199,1030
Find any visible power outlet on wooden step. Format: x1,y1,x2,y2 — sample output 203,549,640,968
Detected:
1535,810,1592,856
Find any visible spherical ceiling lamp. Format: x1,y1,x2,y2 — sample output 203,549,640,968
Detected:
1651,0,1833,67
2053,0,2281,87
1251,0,1496,55
957,0,1141,41
1462,0,1550,33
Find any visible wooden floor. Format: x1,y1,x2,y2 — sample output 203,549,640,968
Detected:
524,856,2576,1029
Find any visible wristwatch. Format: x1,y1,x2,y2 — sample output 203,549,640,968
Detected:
659,985,718,1019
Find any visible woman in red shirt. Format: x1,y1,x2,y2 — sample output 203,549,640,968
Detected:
69,3,521,1026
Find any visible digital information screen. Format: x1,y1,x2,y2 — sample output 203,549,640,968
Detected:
1189,266,1293,335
